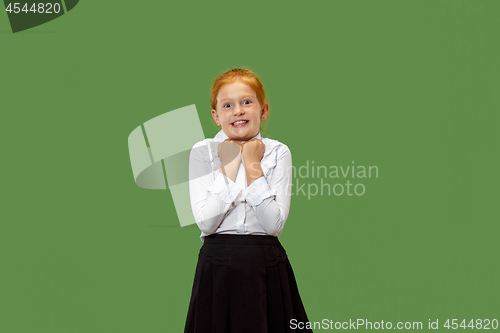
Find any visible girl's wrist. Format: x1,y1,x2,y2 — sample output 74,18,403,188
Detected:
243,159,261,167
244,161,264,184
246,168,264,186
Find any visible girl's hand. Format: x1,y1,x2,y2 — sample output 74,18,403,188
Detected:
218,139,242,166
241,139,265,166
242,139,265,186
218,139,242,182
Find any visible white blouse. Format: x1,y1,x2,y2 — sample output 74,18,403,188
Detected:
188,130,293,241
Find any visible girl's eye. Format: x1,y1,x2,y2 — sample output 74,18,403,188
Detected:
224,103,231,108
243,100,251,105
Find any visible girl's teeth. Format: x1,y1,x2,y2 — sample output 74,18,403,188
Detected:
233,121,247,125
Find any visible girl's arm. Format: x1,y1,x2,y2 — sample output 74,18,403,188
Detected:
242,145,292,236
188,142,244,234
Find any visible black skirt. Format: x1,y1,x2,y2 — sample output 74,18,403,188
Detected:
184,234,313,333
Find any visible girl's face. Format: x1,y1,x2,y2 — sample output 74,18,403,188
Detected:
212,80,269,144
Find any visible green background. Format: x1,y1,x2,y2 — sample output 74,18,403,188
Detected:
1,1,499,332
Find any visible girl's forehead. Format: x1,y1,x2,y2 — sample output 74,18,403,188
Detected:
218,80,256,99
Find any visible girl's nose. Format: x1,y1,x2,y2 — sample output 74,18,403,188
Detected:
233,105,245,115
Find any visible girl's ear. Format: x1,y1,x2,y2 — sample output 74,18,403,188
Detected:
261,103,269,120
211,109,219,124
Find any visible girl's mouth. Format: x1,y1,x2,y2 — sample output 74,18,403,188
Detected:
231,120,248,128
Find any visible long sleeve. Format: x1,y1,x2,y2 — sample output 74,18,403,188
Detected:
241,146,292,236
189,143,245,234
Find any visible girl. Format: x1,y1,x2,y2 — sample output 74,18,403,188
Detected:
185,68,312,333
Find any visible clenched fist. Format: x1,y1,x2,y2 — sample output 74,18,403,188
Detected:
218,139,242,167
241,139,265,165
242,139,265,186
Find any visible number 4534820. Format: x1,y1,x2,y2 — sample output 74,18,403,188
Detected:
5,3,61,14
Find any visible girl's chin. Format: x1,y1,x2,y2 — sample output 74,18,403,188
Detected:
228,135,255,143
225,126,258,141
228,129,248,137
228,136,248,141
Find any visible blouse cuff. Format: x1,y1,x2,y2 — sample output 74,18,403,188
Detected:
207,171,243,204
242,176,277,207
